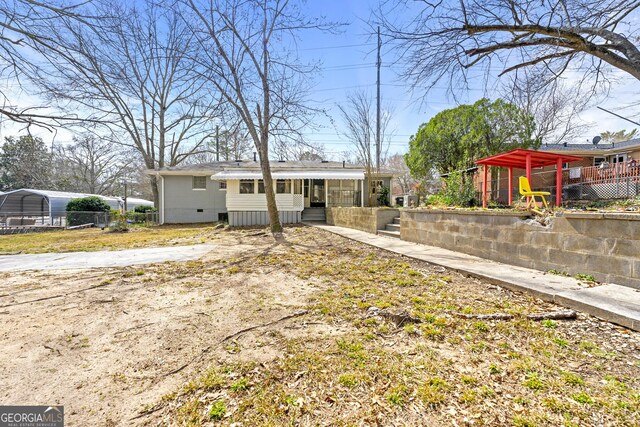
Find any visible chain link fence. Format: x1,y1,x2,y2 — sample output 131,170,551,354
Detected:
1,210,159,232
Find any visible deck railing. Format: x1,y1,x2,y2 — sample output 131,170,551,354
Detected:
568,164,640,185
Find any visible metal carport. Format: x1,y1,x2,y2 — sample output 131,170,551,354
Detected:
0,189,121,225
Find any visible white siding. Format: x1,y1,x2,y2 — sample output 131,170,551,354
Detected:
225,180,303,211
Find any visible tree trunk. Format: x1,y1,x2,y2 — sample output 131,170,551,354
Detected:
149,175,160,210
259,149,283,234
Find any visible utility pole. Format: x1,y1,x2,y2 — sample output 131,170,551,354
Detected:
375,26,381,175
215,125,220,161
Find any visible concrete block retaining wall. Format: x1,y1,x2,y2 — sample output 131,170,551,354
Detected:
326,207,399,234
401,209,640,290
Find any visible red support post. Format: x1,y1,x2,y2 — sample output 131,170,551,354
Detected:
483,165,488,208
508,167,513,206
525,153,532,206
556,158,562,207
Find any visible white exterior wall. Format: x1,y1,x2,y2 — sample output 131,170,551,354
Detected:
225,180,304,211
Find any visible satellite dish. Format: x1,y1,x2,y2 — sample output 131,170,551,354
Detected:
593,136,602,145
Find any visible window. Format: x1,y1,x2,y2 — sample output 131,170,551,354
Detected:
192,176,207,190
611,154,626,164
219,181,227,190
239,179,255,194
276,179,291,194
258,180,265,193
594,157,606,167
303,180,309,197
370,180,383,194
294,180,302,194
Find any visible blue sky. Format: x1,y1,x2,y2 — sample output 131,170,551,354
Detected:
296,0,640,159
1,0,638,157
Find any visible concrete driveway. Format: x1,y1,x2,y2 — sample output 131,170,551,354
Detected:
0,244,214,271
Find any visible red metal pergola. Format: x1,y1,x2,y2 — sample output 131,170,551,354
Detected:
475,149,583,208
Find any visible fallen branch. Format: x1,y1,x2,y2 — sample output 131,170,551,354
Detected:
114,322,155,336
91,298,117,304
367,307,423,327
220,309,309,343
44,345,61,356
452,310,577,321
163,345,212,377
130,404,165,420
527,310,577,321
454,312,515,320
0,281,113,309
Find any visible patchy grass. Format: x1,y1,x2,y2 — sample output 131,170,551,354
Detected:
144,226,639,426
0,224,219,254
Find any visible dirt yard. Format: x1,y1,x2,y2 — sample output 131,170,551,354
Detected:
0,226,638,426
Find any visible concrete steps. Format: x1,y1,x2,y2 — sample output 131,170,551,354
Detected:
302,207,326,222
377,216,401,239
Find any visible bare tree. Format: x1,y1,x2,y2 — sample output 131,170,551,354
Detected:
182,0,336,234
0,1,107,130
378,0,640,97
337,91,392,205
501,74,589,144
33,0,220,205
273,139,326,161
385,153,413,194
53,134,129,195
186,125,255,164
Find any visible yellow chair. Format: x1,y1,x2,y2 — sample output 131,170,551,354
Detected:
519,176,550,210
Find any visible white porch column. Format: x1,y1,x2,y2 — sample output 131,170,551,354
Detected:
325,179,329,207
360,180,364,207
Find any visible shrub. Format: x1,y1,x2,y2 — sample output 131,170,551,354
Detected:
134,205,156,213
66,196,111,212
377,185,390,206
442,171,476,207
66,196,111,226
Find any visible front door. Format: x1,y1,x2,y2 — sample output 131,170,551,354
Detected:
310,179,325,207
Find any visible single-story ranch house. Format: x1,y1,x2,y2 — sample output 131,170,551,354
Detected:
151,160,393,226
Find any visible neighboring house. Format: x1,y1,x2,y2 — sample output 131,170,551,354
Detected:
539,138,640,166
151,160,393,226
476,138,640,204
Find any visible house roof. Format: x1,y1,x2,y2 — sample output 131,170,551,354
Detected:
211,170,365,180
475,149,583,168
540,138,640,154
151,160,394,177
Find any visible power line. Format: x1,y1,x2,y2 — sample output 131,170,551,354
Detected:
301,42,376,51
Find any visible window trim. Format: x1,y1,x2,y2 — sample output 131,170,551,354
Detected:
239,179,255,194
192,175,207,190
276,179,292,194
219,181,227,191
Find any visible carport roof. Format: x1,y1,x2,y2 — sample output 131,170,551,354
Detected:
474,149,583,168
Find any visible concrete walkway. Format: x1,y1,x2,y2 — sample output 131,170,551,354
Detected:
0,244,214,272
313,224,640,332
